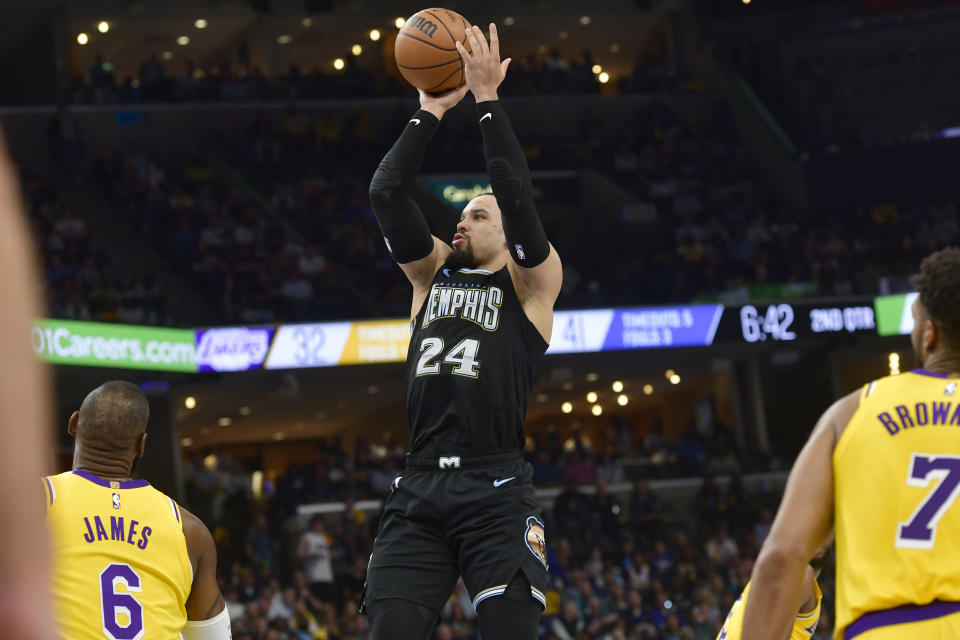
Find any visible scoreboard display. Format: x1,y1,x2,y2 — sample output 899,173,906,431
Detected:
714,302,877,344
29,295,901,372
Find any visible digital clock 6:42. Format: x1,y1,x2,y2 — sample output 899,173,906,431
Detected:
739,304,797,342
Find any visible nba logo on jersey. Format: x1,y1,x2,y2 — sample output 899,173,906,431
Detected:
514,244,526,260
112,492,120,509
946,381,957,397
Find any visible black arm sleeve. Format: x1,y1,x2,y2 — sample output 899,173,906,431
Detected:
476,99,551,267
368,109,439,264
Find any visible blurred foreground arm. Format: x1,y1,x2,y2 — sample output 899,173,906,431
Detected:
0,125,55,639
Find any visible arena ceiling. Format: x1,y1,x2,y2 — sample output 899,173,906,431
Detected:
50,0,660,87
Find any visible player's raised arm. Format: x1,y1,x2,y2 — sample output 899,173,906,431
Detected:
369,87,466,299
181,507,232,639
456,24,563,308
741,393,855,640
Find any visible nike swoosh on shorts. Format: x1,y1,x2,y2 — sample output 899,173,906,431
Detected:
493,476,516,487
480,112,492,123
410,118,421,125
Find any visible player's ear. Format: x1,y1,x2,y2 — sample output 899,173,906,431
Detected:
136,432,147,458
67,411,79,437
924,318,939,356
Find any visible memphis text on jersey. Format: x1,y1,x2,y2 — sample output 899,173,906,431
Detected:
422,283,503,331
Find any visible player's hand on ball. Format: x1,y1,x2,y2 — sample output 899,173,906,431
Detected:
418,85,469,120
456,23,511,103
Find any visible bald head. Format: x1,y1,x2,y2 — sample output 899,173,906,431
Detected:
77,381,149,451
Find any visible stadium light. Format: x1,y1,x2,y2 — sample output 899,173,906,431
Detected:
302,17,313,27
586,372,599,381
194,18,208,29
889,352,900,376
277,34,293,44
592,64,602,74
177,35,190,45
77,33,89,45
591,404,603,416
561,401,573,414
586,391,598,403
579,16,591,26
352,43,362,55
161,51,173,60
97,21,110,34
184,396,196,409
394,17,405,28
369,29,381,41
643,384,653,395
239,406,251,415
670,374,681,385
598,72,610,83
181,437,193,447
617,394,629,406
609,43,621,53
333,58,345,70
218,417,232,427
612,381,623,392
504,16,515,26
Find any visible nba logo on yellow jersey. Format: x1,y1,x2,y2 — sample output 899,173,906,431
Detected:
112,492,121,509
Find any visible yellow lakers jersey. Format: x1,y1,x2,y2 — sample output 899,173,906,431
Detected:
44,470,193,640
834,370,960,638
716,579,822,640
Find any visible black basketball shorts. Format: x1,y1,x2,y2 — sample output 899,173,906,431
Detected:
363,451,548,615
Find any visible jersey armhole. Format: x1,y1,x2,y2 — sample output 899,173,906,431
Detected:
796,580,822,619
41,476,56,513
858,380,878,405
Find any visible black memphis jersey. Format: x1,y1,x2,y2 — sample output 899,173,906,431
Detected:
405,266,548,456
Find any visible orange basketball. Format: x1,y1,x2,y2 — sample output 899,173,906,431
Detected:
395,8,472,94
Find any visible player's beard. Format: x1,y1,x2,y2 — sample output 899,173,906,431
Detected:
444,244,476,271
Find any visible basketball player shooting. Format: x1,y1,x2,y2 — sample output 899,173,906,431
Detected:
742,248,960,639
364,23,562,640
44,382,231,639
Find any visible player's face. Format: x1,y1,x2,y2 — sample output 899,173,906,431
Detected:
454,195,505,266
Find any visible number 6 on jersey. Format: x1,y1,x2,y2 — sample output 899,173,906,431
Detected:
415,337,481,378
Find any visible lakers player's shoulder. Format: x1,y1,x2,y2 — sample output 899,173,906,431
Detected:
179,505,226,621
179,506,214,571
818,389,861,444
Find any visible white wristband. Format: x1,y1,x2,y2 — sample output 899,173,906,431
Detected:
181,605,231,640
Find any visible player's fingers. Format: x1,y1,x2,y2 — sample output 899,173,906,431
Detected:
455,40,471,65
465,26,481,58
501,58,511,77
489,23,500,59
472,25,488,56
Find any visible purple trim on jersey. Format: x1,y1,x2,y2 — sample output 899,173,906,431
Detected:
170,497,181,522
911,368,951,379
72,469,149,489
43,477,54,505
844,600,960,639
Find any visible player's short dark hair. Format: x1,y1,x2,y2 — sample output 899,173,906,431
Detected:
78,381,149,450
912,247,960,346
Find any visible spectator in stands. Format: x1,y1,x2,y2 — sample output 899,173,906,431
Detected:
296,515,336,604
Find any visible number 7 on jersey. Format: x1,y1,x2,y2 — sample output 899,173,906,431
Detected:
896,453,960,549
